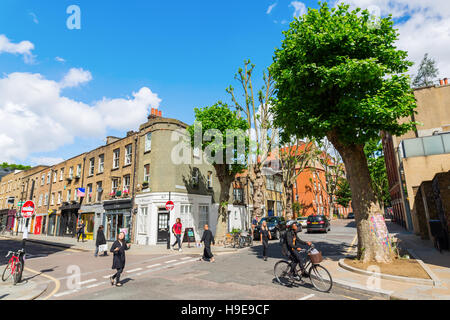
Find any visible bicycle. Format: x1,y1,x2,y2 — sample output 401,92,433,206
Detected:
273,244,333,293
2,249,25,285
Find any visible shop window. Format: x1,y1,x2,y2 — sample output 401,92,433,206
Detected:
199,205,209,230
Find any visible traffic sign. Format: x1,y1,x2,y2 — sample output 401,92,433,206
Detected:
165,200,174,211
21,200,35,219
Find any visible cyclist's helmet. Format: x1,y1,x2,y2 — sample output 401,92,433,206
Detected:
286,220,296,228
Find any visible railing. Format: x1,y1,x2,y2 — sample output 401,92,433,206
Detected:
399,132,450,159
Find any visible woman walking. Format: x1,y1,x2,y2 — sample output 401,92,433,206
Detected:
110,232,130,287
95,225,108,257
260,220,272,261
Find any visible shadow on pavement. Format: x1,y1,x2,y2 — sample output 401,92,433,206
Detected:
0,239,67,265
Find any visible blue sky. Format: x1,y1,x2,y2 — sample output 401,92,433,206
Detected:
0,0,448,166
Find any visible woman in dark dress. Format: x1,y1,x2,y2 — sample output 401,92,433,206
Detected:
95,225,107,257
260,220,271,261
110,232,130,287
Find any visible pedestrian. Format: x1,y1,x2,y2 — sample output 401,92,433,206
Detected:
110,231,131,287
171,218,183,252
199,224,215,262
251,216,258,239
77,219,86,242
95,225,108,257
260,220,272,261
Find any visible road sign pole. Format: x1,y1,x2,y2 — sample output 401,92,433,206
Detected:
167,192,171,250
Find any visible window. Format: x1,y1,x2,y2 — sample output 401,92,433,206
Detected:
193,147,200,158
275,177,283,192
233,188,243,202
89,158,95,176
123,175,131,193
76,164,82,177
276,201,283,215
96,182,103,202
143,164,150,183
44,193,49,206
113,149,120,169
125,144,132,165
69,167,74,179
207,171,213,189
145,132,152,152
74,189,78,201
192,167,199,187
38,194,43,207
57,192,62,204
60,168,64,181
199,205,209,230
180,204,193,228
111,179,119,194
66,190,71,202
53,171,57,183
41,174,45,186
138,206,148,234
98,154,104,173
266,176,274,190
47,172,51,184
87,184,93,203
51,193,55,205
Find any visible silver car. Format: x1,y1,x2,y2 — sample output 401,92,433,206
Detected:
297,217,308,228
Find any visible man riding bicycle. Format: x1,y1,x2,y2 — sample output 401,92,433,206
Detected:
284,220,312,278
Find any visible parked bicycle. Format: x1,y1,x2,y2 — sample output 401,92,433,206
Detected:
0,225,13,236
2,249,25,285
273,244,333,292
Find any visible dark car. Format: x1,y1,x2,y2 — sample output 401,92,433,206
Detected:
253,216,287,240
347,212,355,219
306,215,331,233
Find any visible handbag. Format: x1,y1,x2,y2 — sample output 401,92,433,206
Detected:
98,244,108,252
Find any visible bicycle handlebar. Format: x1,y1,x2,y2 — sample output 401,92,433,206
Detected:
5,251,13,258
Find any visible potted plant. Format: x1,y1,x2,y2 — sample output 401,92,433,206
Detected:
122,190,129,197
142,181,149,189
109,192,116,199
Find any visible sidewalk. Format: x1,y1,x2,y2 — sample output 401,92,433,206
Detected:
321,221,450,300
0,270,48,300
1,233,239,256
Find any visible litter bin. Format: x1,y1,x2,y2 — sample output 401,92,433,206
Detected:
429,220,449,252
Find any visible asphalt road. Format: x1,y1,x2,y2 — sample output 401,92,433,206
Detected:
0,219,380,300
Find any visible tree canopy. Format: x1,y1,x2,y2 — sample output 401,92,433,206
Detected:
270,2,417,146
413,53,439,88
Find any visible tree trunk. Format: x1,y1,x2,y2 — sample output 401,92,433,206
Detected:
214,165,234,244
285,186,294,219
328,132,393,263
252,166,265,220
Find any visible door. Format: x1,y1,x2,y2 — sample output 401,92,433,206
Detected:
106,214,118,241
157,210,169,243
34,216,42,234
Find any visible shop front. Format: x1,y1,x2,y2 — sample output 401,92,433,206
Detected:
103,199,132,242
80,204,104,242
34,215,44,235
0,209,8,228
80,212,95,240
47,211,57,236
58,202,81,237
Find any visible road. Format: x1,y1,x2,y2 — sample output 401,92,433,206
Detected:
0,219,380,300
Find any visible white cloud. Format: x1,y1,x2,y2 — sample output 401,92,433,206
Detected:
55,56,66,63
0,34,35,63
267,3,277,14
290,1,307,18
333,0,450,79
0,69,161,163
60,68,92,88
29,12,39,24
30,157,65,166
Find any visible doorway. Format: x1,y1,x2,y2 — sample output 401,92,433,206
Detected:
157,208,169,243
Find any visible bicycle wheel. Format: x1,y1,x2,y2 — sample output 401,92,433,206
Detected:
309,264,333,292
2,262,12,282
13,261,22,285
274,261,294,286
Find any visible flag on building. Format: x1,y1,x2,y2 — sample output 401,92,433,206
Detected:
77,188,85,198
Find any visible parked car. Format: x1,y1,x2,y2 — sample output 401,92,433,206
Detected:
253,216,287,240
287,220,302,233
347,212,355,219
306,215,331,233
297,217,308,228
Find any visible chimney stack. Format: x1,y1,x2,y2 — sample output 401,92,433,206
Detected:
445,78,448,85
440,79,444,86
147,108,162,120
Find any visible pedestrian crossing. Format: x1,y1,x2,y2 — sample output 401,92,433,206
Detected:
51,255,198,299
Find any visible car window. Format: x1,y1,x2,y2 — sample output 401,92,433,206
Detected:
307,215,325,222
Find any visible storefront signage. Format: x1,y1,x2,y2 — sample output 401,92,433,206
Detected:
183,227,196,246
165,201,174,211
21,200,35,219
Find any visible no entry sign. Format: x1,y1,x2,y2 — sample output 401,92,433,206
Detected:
21,200,35,219
165,200,174,211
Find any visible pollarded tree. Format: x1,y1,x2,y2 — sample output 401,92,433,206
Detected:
270,2,417,262
188,103,249,242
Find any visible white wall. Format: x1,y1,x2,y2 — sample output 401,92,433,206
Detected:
227,204,249,232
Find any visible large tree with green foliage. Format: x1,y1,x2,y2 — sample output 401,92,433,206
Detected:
1,162,31,171
270,2,417,262
188,103,249,242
